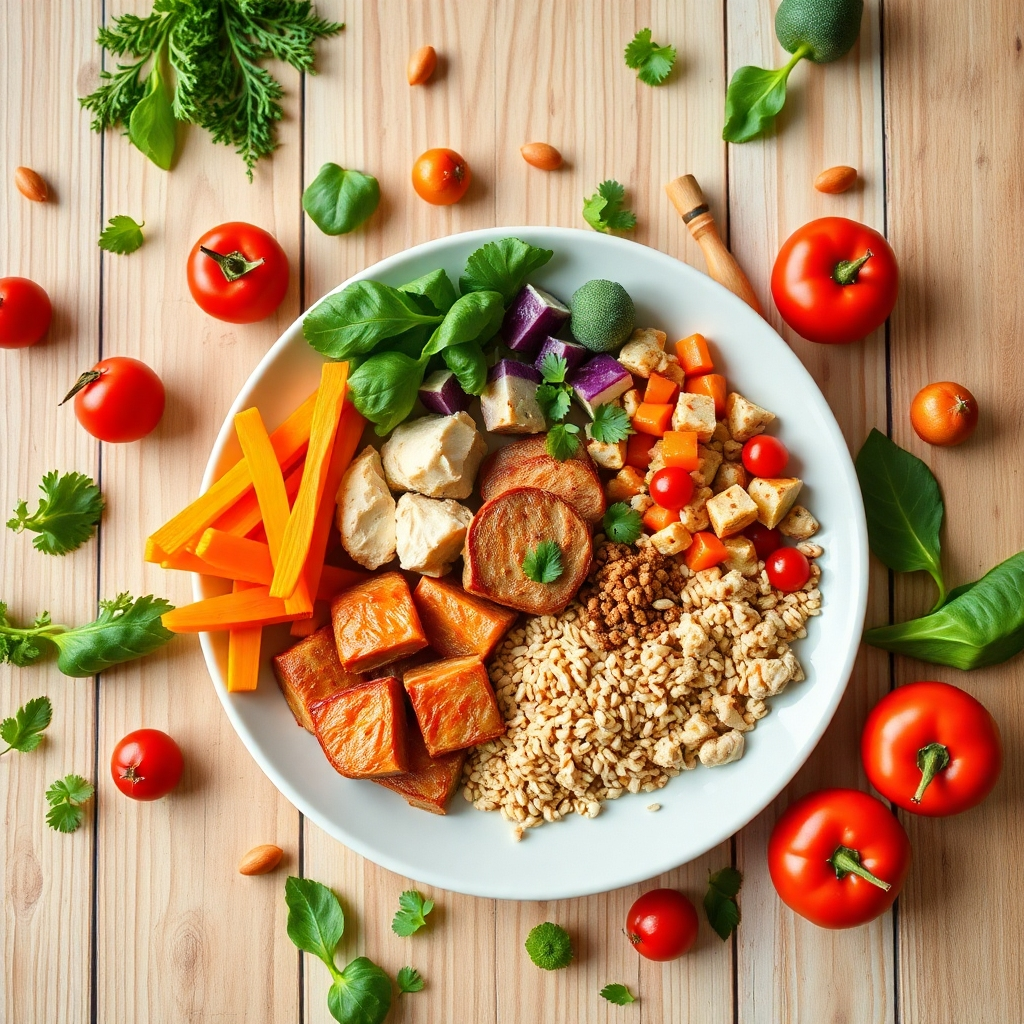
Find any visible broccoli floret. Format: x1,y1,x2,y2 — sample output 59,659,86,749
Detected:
524,922,574,970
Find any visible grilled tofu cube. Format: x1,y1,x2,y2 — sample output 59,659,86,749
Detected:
331,572,428,674
672,392,716,442
706,484,760,537
622,388,643,418
403,656,505,756
413,576,517,660
272,626,364,732
678,485,713,532
649,522,693,556
374,714,466,814
748,477,804,529
585,430,627,470
310,676,408,778
723,536,759,576
712,460,748,494
778,504,820,540
618,328,667,378
693,444,724,487
655,353,687,387
725,393,775,442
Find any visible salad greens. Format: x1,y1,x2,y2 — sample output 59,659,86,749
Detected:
391,890,434,936
458,237,554,305
704,866,742,940
303,163,380,236
45,774,94,833
7,471,105,556
98,215,145,255
0,696,52,756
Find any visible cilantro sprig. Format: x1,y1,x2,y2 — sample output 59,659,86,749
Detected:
45,774,94,833
602,502,643,545
546,423,581,461
7,471,105,555
583,180,637,234
624,28,677,86
391,890,434,936
704,866,742,940
536,352,582,460
0,696,53,756
397,966,424,994
590,403,634,444
98,215,145,255
600,983,637,1005
522,541,565,585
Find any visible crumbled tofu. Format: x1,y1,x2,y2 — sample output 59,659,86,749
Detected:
672,392,716,442
725,392,775,442
722,536,758,576
678,485,712,532
778,504,820,540
381,411,487,499
585,431,627,470
336,446,397,570
649,522,693,556
748,477,803,529
706,484,759,537
712,460,748,494
479,374,545,434
711,420,731,444
394,493,473,577
622,388,643,418
723,439,743,460
630,492,654,514
698,730,745,767
606,466,645,503
617,328,667,378
655,353,687,387
693,444,724,487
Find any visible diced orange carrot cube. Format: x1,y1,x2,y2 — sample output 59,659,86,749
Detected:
686,373,727,418
643,505,680,533
413,576,517,660
661,430,700,471
606,465,646,501
684,531,730,571
632,402,674,437
625,433,658,469
675,333,714,375
643,373,679,406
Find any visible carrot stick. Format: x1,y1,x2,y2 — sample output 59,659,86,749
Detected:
227,581,262,692
290,601,332,637
146,390,317,559
271,363,350,599
159,549,218,576
212,460,304,539
162,586,304,633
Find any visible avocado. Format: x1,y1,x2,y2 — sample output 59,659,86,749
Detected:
775,0,864,64
569,279,636,353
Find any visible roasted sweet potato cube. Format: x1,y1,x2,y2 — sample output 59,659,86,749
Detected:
403,656,505,756
374,714,466,814
310,676,408,779
272,626,364,732
331,572,428,674
413,576,517,660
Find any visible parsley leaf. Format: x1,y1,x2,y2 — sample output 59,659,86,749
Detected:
590,403,634,444
600,983,636,1005
536,384,572,423
397,966,424,994
602,502,643,545
45,773,94,833
624,28,677,86
522,540,564,585
583,180,637,233
0,696,53,755
459,238,554,305
545,423,581,461
7,471,105,555
98,215,145,254
538,353,568,384
704,866,742,940
392,890,434,936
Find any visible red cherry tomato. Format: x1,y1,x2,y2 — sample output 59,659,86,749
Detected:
110,729,184,801
745,522,782,561
861,681,1002,816
187,222,289,324
649,467,695,510
742,435,789,477
64,356,165,443
766,546,810,592
0,276,52,348
411,148,472,205
626,888,699,961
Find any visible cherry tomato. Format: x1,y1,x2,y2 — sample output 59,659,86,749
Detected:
412,148,471,206
65,356,165,443
626,888,699,961
187,222,289,324
766,546,810,592
742,435,789,477
0,276,52,348
861,681,1001,816
649,467,695,510
110,729,184,801
745,522,782,561
909,381,978,447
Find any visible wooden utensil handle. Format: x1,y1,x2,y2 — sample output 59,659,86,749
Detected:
665,174,763,317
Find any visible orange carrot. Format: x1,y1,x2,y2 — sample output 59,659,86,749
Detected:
317,565,367,601
684,531,729,571
290,601,332,637
644,373,678,406
162,586,305,633
227,581,262,692
196,529,274,584
632,402,674,437
271,363,350,599
625,432,658,469
160,549,218,576
643,505,680,533
676,333,714,375
686,373,727,418
212,460,304,539
147,390,317,558
661,430,700,471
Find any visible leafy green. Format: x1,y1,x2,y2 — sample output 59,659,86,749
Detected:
129,60,176,169
546,423,581,461
303,163,380,236
590,403,633,444
583,180,637,233
348,352,427,437
459,238,554,305
524,922,573,970
624,28,676,86
443,342,488,395
536,384,572,423
45,774,94,833
0,696,52,755
600,983,636,1005
522,541,564,585
602,502,643,545
7,471,105,555
421,291,505,359
391,890,434,936
327,958,392,1024
704,866,742,940
399,270,458,315
98,215,145,255
397,967,424,994
538,353,568,384
722,44,810,143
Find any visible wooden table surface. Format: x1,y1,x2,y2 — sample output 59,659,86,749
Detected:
2,1,1021,1021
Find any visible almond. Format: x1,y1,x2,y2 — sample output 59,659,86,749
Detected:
814,165,858,194
407,45,437,86
520,142,563,171
15,166,48,203
238,843,284,876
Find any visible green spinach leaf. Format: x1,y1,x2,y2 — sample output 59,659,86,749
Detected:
128,62,176,170
442,342,488,395
327,957,392,1024
303,163,380,236
722,45,809,144
703,866,742,940
348,351,426,436
422,290,505,358
399,270,457,315
285,876,345,967
459,238,553,305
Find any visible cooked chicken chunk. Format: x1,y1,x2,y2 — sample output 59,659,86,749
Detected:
394,493,473,578
336,446,396,570
381,411,488,499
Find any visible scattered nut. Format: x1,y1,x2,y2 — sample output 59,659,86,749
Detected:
520,142,563,171
512,825,525,842
813,165,857,194
407,45,437,85
647,803,662,812
238,843,284,875
15,166,48,203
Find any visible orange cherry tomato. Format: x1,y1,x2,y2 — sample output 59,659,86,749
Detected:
412,148,471,205
909,381,978,446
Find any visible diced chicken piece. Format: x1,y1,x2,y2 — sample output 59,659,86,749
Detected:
698,730,745,767
394,493,473,578
672,392,716,442
692,444,724,487
649,522,693,556
680,711,716,748
722,536,759,577
622,388,643,418
479,373,545,434
712,692,752,732
655,353,687,387
678,485,712,533
617,328,667,378
726,392,775,442
712,460,748,494
778,504,820,540
585,432,627,470
336,446,397,570
706,484,759,537
381,411,487,499
606,465,646,503
748,477,804,529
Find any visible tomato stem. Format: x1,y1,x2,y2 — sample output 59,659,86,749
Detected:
828,844,891,891
59,369,104,406
200,245,265,283
912,742,950,803
833,250,873,286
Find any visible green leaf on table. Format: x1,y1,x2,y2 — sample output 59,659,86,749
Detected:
624,28,676,86
459,238,553,305
98,215,145,255
391,889,434,936
7,471,105,555
583,180,637,233
522,540,565,585
284,876,345,968
45,773,94,833
303,163,380,236
600,983,636,1005
348,351,427,437
397,966,424,994
399,269,458,315
704,866,742,940
128,63,176,170
0,696,53,755
722,47,808,144
327,957,392,1024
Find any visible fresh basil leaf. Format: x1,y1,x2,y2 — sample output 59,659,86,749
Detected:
399,270,458,315
304,281,443,359
380,324,434,359
284,876,345,969
348,351,426,436
864,550,1024,669
421,290,505,358
722,53,804,144
326,957,392,1024
442,342,488,396
128,63,176,170
855,429,946,605
704,866,742,940
459,238,554,305
303,163,380,236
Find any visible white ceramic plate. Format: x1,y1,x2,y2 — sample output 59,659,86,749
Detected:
196,226,868,900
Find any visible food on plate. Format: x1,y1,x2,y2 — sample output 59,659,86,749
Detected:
14,166,48,202
535,336,588,375
777,504,819,540
624,28,677,87
672,392,716,441
524,922,574,970
771,216,899,345
480,359,546,434
626,888,699,961
238,844,284,876
861,681,1002,816
337,446,397,569
909,381,978,446
618,328,671,378
110,728,183,801
650,466,696,512
742,434,789,477
412,576,517,659
582,180,637,235
725,391,774,441
412,148,471,205
765,545,811,592
814,165,858,194
394,493,472,577
747,476,803,529
504,284,571,355
302,163,380,237
374,717,466,814
0,276,52,348
61,356,165,443
272,625,363,731
419,369,472,415
569,279,635,351
768,788,911,929
381,411,487,499
520,142,563,170
570,354,633,416
706,483,759,536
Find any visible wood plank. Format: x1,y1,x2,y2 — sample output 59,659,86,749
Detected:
883,1,1024,1020
726,3,894,1022
0,3,102,1022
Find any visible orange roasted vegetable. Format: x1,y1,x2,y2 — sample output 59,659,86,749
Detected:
413,576,517,660
625,432,658,469
290,601,332,638
643,505,680,533
161,586,304,632
374,713,467,815
676,333,714,376
227,580,262,693
684,531,730,571
632,402,674,437
643,372,679,406
661,430,700,471
212,460,304,539
686,373,727,418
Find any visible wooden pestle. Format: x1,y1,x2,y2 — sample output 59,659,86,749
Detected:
664,174,763,316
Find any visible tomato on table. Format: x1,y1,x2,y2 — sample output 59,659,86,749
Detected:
742,435,789,477
63,356,165,442
766,546,810,592
745,522,781,560
111,729,184,801
412,148,471,205
626,888,699,960
910,381,978,446
861,681,1001,816
187,221,290,324
0,276,52,348
649,466,695,510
